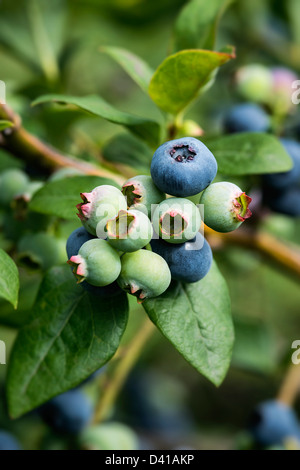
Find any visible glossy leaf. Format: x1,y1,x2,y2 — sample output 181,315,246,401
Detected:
206,132,293,175
0,249,19,309
174,0,228,51
143,261,233,386
32,94,161,146
101,46,153,94
149,49,234,115
7,266,129,418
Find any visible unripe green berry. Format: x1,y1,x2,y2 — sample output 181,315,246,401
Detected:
200,182,252,233
118,250,171,302
122,175,165,217
236,64,273,103
68,238,121,286
77,185,127,236
106,209,153,252
18,232,66,270
0,169,29,207
152,198,201,244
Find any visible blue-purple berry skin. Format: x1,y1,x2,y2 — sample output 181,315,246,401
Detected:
150,137,217,197
151,232,212,283
224,103,270,133
263,139,300,190
249,400,300,447
0,431,21,450
38,390,93,435
66,227,120,296
264,187,300,217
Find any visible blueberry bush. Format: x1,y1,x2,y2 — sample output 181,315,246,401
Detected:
0,0,300,451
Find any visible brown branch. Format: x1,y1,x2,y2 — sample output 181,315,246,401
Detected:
277,364,300,406
0,103,125,186
206,226,300,278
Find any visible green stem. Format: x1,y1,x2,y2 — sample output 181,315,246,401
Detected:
93,317,156,424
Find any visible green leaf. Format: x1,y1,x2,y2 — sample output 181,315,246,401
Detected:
7,266,129,418
0,249,19,309
143,261,233,386
206,133,293,175
32,94,161,147
174,0,228,51
102,133,153,173
149,49,234,115
101,46,153,94
29,175,118,219
0,120,14,131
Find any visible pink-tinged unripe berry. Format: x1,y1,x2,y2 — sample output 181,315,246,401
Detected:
200,182,252,233
68,238,121,286
152,198,201,244
106,209,153,252
76,185,127,236
271,67,298,114
122,175,165,217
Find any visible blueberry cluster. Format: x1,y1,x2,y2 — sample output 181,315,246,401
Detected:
67,137,252,302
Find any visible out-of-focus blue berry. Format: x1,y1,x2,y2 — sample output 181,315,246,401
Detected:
0,430,21,450
223,103,270,133
263,139,300,190
38,390,93,435
264,187,300,217
249,400,300,447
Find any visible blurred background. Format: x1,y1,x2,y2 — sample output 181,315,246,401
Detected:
0,0,300,450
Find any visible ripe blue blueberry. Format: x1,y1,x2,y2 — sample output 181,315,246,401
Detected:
66,227,121,296
118,250,171,302
0,430,21,450
152,198,201,244
223,103,271,133
263,139,300,190
122,175,165,217
200,182,252,232
77,185,127,236
106,209,153,252
39,390,93,435
150,137,217,197
68,238,121,287
249,400,300,447
151,232,212,283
